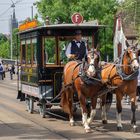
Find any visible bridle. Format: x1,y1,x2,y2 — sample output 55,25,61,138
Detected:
86,50,100,77
116,48,139,81
87,50,99,67
123,49,138,70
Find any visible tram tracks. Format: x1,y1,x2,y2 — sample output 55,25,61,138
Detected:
0,93,70,139
0,82,139,139
0,81,17,91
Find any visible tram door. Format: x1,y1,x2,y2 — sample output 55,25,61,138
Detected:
42,37,64,99
20,36,38,96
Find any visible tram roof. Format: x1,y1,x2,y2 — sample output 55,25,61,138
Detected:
18,23,107,36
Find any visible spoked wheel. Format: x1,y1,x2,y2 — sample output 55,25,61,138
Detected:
39,100,46,118
26,96,34,114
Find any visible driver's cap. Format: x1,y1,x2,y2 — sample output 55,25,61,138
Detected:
75,30,82,35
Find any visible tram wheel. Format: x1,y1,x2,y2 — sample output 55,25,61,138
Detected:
26,98,29,111
26,97,34,114
39,101,46,118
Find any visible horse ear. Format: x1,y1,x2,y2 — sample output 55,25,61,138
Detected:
96,44,100,51
94,48,97,52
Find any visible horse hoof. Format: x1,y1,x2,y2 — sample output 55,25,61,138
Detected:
102,120,108,124
87,119,92,125
70,122,75,126
132,126,137,133
117,126,123,131
85,129,92,133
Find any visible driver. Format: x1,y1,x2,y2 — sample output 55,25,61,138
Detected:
65,30,88,61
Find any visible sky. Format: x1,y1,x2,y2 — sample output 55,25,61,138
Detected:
0,0,38,34
0,0,124,34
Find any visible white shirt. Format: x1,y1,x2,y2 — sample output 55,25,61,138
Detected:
65,40,88,58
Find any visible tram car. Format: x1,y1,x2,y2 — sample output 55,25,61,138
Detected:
17,20,106,117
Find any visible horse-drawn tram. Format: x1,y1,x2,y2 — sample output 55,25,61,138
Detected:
17,20,106,116
17,16,139,133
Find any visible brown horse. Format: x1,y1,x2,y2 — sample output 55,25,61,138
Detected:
60,50,106,133
101,45,139,132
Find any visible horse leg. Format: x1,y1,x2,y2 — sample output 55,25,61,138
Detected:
69,104,74,126
130,94,137,132
79,93,91,133
66,88,75,126
87,98,97,125
101,94,108,124
116,93,123,131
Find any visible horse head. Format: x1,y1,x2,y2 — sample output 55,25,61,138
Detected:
123,44,139,72
86,49,100,77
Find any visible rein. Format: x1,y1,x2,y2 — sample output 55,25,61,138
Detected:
116,52,139,81
85,75,102,83
61,59,102,93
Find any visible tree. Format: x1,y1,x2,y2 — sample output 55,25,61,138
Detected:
36,0,119,60
118,0,140,41
0,41,10,58
0,33,8,42
12,28,19,58
0,34,10,58
0,29,19,59
37,0,118,24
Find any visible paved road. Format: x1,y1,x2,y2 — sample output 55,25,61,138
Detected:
0,74,140,140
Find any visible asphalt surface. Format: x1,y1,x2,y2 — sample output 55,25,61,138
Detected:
0,73,140,140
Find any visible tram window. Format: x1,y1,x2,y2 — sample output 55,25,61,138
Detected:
26,39,32,64
21,40,26,64
59,40,68,64
32,38,37,64
44,38,56,64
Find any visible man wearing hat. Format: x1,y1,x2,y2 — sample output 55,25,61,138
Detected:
65,30,88,61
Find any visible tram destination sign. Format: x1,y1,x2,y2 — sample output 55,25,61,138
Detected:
71,13,83,24
19,20,37,31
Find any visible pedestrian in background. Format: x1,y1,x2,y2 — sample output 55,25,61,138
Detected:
0,63,4,80
9,65,15,80
1,61,6,78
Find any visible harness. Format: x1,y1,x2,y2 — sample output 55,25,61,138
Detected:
116,53,139,81
80,64,102,85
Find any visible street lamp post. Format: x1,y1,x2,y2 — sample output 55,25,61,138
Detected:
31,6,33,20
31,3,36,20
10,15,13,60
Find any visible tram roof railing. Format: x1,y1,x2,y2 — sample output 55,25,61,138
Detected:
18,23,108,35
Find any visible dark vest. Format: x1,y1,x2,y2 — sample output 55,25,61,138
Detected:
71,41,86,61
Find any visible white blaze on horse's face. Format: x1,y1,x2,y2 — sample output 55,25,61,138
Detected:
88,59,96,74
87,52,96,77
130,51,139,71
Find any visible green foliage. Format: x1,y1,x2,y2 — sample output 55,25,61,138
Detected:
36,0,119,61
0,33,8,42
0,34,10,58
0,29,19,59
12,28,19,58
37,0,118,25
45,38,56,63
100,44,113,61
0,41,10,58
119,0,140,41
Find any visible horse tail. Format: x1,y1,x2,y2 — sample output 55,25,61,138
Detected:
105,92,113,112
60,83,74,114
